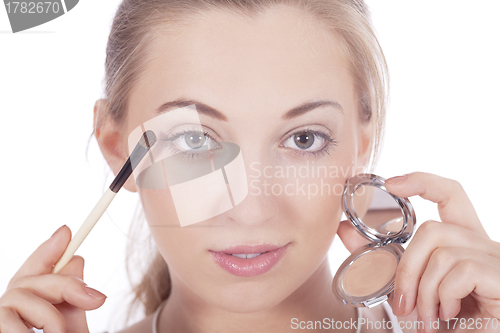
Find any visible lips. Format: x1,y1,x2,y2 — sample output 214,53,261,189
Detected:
210,243,290,277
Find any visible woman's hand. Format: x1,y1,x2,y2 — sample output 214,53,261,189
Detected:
0,225,106,333
384,172,500,333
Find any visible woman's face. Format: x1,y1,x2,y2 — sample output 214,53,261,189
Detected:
124,4,370,312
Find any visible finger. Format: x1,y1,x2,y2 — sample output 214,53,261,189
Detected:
58,255,84,281
0,288,66,333
56,301,90,333
10,225,72,283
439,259,500,320
386,295,419,333
392,220,500,317
417,247,500,333
0,306,30,333
385,172,487,237
336,220,372,253
9,274,106,310
53,256,91,330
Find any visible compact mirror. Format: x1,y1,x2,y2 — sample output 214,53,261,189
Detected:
333,174,416,308
352,185,404,235
342,174,414,244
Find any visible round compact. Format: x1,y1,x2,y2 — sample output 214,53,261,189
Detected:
332,174,416,308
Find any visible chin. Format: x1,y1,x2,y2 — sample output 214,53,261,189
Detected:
202,279,293,313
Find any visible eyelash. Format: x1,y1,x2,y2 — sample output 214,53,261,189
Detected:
160,127,338,159
160,128,218,159
282,129,338,159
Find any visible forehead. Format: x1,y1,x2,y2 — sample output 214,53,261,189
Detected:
129,4,355,122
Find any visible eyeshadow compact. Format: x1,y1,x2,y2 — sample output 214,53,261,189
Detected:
332,173,416,308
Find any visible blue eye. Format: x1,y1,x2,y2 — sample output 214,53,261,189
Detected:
177,131,210,150
161,129,221,158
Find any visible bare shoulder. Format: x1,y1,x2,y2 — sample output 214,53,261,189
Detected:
115,313,155,333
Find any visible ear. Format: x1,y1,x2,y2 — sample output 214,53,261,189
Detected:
94,99,137,192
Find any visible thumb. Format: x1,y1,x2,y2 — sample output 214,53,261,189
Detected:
336,219,371,253
57,255,85,280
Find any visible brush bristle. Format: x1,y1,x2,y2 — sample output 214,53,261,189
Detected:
139,130,157,149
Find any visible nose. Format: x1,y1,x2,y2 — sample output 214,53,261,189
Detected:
223,179,279,227
223,157,279,228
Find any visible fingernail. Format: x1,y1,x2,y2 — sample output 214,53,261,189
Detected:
393,289,406,316
84,286,107,300
387,174,407,184
51,225,66,238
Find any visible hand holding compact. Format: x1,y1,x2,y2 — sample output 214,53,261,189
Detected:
385,172,500,332
0,226,106,333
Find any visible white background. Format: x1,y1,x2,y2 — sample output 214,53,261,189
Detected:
1,1,499,332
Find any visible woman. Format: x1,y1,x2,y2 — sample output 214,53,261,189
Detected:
1,1,499,332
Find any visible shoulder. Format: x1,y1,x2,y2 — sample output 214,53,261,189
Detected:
115,313,155,333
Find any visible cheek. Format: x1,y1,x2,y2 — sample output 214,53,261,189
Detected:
139,187,209,282
277,143,358,253
139,187,180,226
138,187,201,267
138,187,191,271
274,171,345,259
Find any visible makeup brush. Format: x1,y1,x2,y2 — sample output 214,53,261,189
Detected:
52,130,157,274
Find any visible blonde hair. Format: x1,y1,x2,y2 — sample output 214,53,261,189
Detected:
94,0,389,323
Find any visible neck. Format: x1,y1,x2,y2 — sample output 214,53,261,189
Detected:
160,258,357,333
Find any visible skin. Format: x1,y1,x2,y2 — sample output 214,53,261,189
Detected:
1,4,499,333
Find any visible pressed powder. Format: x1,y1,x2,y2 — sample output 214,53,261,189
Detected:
342,250,397,297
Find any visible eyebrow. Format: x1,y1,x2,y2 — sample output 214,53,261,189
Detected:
281,100,343,120
155,98,343,121
156,99,229,121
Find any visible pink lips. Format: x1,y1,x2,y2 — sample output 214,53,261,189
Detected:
210,243,290,277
